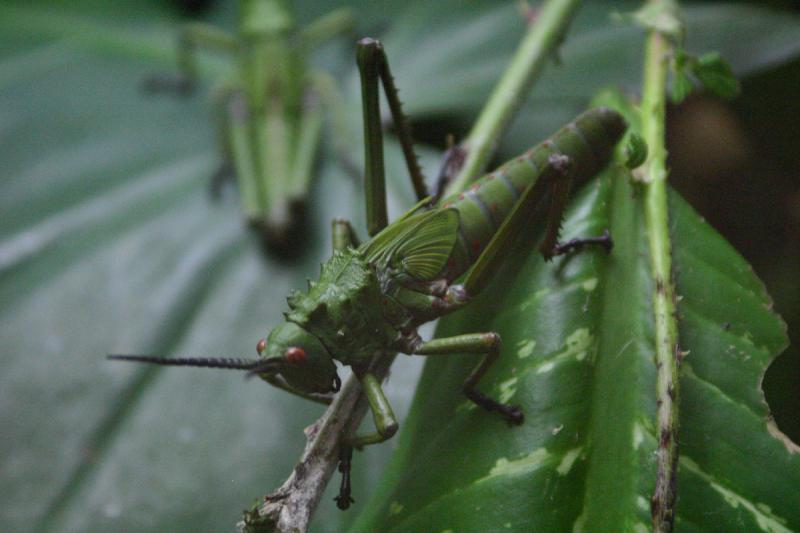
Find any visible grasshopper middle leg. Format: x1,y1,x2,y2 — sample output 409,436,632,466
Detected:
412,332,524,424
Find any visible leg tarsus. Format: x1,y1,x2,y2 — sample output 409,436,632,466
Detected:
463,387,524,425
334,444,355,510
547,228,613,259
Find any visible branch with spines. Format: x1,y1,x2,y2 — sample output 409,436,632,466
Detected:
637,0,683,530
631,0,743,526
240,1,584,530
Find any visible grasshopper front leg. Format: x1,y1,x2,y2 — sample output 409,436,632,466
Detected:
336,371,399,510
345,372,399,449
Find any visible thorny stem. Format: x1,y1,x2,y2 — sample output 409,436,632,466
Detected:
242,2,585,531
640,0,682,531
444,0,581,194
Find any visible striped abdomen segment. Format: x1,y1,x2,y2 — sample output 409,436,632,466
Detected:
438,107,627,281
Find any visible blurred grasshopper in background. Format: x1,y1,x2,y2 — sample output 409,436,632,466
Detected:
145,0,353,248
116,38,627,509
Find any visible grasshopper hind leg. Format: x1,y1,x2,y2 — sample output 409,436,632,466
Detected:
537,167,613,260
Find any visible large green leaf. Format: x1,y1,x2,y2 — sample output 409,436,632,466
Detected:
2,2,799,532
352,113,799,530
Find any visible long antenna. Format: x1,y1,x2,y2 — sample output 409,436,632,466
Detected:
107,355,280,372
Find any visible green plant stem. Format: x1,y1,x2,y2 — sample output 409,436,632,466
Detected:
640,1,682,531
445,0,581,195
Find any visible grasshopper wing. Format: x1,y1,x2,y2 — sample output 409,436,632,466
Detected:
362,208,459,281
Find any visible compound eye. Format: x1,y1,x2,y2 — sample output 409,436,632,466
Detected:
285,346,306,364
256,338,266,355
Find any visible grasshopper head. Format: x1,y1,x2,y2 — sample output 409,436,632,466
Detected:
256,322,340,394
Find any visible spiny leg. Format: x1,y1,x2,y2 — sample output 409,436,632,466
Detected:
142,23,237,95
336,371,399,509
357,38,427,235
413,333,523,425
538,174,612,260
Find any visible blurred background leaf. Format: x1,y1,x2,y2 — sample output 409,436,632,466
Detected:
1,1,798,532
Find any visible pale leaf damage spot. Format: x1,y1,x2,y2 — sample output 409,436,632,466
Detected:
497,377,518,403
483,448,550,481
556,447,582,475
681,457,792,533
516,339,536,359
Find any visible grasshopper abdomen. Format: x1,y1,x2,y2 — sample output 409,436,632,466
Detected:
439,107,627,278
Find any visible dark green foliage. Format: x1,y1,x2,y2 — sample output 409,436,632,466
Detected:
671,49,741,103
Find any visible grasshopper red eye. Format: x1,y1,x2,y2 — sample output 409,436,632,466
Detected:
256,338,266,355
285,347,306,364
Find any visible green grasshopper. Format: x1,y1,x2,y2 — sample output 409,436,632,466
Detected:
144,0,353,247
114,38,627,509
